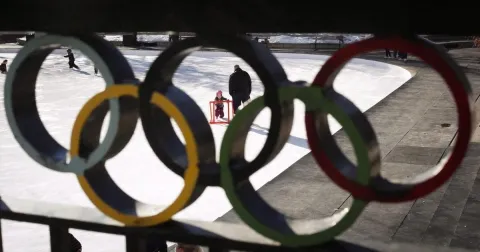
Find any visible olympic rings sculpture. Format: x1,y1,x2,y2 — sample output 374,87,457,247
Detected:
3,32,475,247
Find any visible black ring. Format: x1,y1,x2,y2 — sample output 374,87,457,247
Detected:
4,33,139,173
139,34,294,186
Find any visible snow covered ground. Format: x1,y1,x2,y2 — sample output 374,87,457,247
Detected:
0,50,411,251
16,33,370,44
101,33,370,44
267,34,371,44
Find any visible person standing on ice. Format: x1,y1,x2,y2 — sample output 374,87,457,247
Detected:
0,60,8,74
214,90,228,119
384,49,392,58
64,49,80,70
229,65,251,114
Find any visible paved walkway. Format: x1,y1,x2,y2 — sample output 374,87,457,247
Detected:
217,48,480,251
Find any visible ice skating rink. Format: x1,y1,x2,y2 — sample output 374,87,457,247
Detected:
0,50,412,251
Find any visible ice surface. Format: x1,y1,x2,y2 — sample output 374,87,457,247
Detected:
0,50,411,251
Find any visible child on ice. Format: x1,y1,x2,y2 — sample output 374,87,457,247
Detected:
64,49,80,70
214,90,228,119
0,60,7,74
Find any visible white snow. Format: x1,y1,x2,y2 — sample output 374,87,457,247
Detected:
18,33,371,44
0,50,411,251
267,34,370,44
102,33,372,44
104,35,122,42
267,35,318,44
137,34,170,42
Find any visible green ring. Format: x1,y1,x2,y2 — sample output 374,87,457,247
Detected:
220,86,370,246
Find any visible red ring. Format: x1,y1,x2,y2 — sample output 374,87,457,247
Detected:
305,35,474,202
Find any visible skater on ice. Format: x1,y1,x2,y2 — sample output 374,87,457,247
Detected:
229,64,252,114
214,90,228,119
64,49,80,70
0,60,7,74
384,49,392,58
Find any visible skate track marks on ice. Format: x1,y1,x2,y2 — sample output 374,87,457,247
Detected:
0,50,412,252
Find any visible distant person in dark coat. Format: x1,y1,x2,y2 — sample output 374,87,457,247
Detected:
385,49,392,58
229,65,252,114
263,38,270,48
64,49,80,70
337,35,345,48
0,60,7,74
393,50,398,59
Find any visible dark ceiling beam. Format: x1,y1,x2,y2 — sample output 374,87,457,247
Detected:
3,1,479,35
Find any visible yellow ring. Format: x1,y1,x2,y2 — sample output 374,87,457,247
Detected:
70,85,199,226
